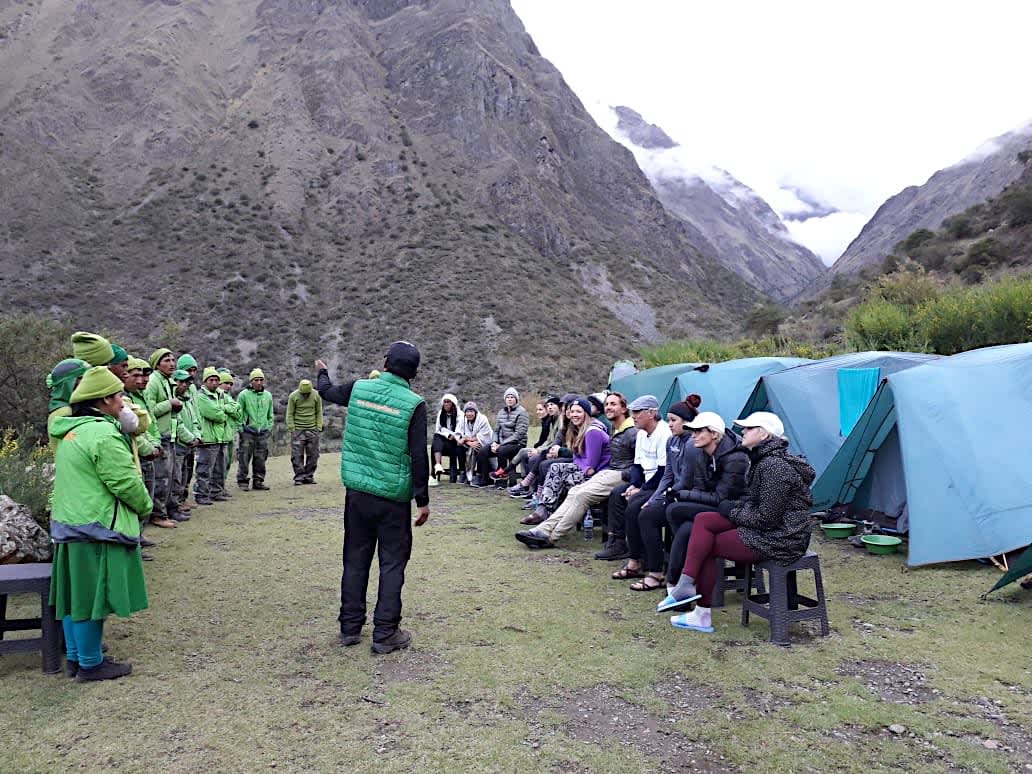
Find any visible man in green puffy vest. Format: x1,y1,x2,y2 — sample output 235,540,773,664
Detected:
316,341,430,655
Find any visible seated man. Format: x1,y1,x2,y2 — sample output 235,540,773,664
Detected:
515,393,635,548
596,394,671,563
456,402,493,484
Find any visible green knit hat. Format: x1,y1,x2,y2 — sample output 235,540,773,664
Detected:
46,358,90,413
71,331,115,367
177,353,198,370
202,366,220,381
70,366,124,404
149,348,173,370
173,369,192,382
249,368,265,380
109,344,129,365
127,356,150,372
219,371,235,385
299,379,313,394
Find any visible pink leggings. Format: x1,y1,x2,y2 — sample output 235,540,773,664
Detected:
682,511,762,607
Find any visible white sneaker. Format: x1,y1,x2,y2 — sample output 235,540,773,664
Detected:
433,463,445,476
428,477,439,487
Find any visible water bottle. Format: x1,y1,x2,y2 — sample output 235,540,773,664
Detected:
583,509,594,541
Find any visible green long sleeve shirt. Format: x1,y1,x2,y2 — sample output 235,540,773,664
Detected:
286,390,323,431
237,387,274,431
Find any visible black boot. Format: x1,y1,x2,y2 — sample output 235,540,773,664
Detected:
594,536,629,561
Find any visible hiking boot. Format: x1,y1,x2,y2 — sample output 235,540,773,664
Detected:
515,529,554,549
339,633,361,647
215,490,232,499
253,483,270,491
75,659,133,682
149,516,177,529
302,479,316,485
141,552,154,561
520,511,546,525
371,629,412,655
594,537,629,561
469,476,490,488
168,510,191,522
238,482,250,491
138,536,155,548
193,498,214,506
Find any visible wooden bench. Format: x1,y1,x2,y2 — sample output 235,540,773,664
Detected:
0,563,62,674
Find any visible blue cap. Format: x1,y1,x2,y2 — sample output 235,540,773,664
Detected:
628,394,660,411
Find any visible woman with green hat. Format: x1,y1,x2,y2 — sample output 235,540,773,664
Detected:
48,366,152,682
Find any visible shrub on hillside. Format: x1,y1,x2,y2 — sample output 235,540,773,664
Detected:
640,337,841,368
941,213,979,240
0,429,53,529
871,269,943,307
0,314,73,435
1000,186,1032,228
918,278,1032,354
846,298,929,352
897,228,936,255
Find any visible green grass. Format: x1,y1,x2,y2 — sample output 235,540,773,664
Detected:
2,454,1030,772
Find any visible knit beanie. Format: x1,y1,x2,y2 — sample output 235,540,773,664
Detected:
46,358,90,412
127,356,150,372
220,372,235,385
463,401,478,413
503,386,520,402
71,331,115,367
368,369,381,379
668,400,699,422
109,344,129,365
249,368,265,381
545,395,562,407
173,369,193,382
299,379,313,394
384,341,420,381
574,397,593,416
70,366,124,404
177,353,198,370
586,393,606,414
202,366,220,381
149,348,172,370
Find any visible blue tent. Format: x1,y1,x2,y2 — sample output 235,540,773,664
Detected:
813,343,1032,566
609,363,698,404
659,357,814,423
739,351,940,477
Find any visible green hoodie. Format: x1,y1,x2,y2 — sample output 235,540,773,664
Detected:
49,413,153,544
196,386,235,444
178,384,202,442
238,387,274,432
143,371,195,445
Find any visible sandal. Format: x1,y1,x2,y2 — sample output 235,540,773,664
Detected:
630,575,665,592
611,561,645,580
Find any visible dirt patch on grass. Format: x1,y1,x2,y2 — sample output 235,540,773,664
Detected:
518,684,736,772
837,660,940,704
373,647,447,685
253,507,340,521
523,553,590,568
946,695,1032,766
651,674,723,720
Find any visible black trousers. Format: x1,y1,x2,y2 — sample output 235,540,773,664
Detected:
339,489,413,643
631,499,670,573
607,482,652,540
431,435,464,476
476,440,521,478
664,501,713,585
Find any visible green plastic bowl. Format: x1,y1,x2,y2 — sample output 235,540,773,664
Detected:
861,534,902,555
821,522,857,538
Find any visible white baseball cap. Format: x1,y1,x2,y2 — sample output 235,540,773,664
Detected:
735,411,785,438
684,411,726,434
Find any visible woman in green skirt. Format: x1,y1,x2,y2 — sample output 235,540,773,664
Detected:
49,366,152,682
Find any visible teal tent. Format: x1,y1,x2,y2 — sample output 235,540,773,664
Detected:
608,360,638,386
659,357,814,422
610,363,698,404
986,546,1032,595
739,351,939,477
813,343,1032,566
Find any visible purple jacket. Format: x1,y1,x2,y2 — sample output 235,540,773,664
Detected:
573,423,611,476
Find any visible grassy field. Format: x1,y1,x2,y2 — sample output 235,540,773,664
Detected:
1,453,1030,773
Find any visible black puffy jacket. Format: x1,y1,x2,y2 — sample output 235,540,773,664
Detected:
729,437,815,564
676,432,749,507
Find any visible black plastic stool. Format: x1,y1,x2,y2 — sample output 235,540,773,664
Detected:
0,563,62,674
741,551,830,646
712,557,766,609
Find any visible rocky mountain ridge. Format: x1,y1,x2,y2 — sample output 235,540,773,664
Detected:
0,0,761,404
608,106,826,303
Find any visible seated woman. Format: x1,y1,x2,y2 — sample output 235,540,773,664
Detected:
474,387,529,488
430,393,462,484
507,396,570,501
519,398,610,525
658,411,815,633
504,398,554,482
456,401,493,484
661,411,749,589
619,399,700,590
49,366,153,681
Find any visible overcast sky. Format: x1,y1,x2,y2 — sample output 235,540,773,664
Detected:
510,0,1032,263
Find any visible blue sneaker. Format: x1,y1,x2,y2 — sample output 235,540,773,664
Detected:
657,592,700,614
670,612,714,633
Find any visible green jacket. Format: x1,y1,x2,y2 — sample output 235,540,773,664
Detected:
178,384,203,441
341,372,422,502
286,390,323,431
196,386,235,444
143,373,195,444
49,413,153,545
238,387,274,432
223,390,243,433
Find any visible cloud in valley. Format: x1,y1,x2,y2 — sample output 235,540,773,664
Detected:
511,0,1032,264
